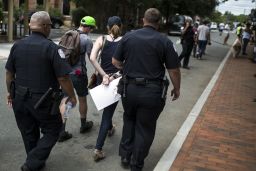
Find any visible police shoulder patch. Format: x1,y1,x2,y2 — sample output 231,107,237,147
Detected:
58,49,65,59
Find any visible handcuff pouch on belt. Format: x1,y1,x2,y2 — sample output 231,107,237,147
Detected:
15,85,31,100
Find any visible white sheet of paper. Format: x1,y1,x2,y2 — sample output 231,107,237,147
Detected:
89,77,121,111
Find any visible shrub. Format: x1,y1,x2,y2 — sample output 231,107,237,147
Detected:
0,1,3,21
49,7,62,17
71,7,88,27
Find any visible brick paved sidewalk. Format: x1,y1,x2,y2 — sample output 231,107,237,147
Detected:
170,46,256,171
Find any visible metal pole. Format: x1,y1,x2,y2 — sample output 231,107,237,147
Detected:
44,0,49,12
7,0,13,42
24,0,29,36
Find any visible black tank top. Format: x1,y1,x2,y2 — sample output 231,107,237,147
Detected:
100,39,120,74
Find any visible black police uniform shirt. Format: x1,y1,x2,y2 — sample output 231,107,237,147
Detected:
113,26,179,79
5,32,72,91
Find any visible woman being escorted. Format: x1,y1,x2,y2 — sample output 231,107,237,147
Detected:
90,16,122,161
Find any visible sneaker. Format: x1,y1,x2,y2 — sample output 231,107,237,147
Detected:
107,124,116,137
58,131,72,142
93,149,105,162
80,121,93,133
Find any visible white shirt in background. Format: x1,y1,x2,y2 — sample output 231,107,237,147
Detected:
197,25,209,41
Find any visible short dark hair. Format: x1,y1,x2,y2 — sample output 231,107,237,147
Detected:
144,8,161,24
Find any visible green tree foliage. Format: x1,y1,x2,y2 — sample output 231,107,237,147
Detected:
49,7,62,17
70,0,235,31
210,11,224,23
71,7,88,27
0,1,3,21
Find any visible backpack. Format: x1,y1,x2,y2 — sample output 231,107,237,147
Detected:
59,30,81,66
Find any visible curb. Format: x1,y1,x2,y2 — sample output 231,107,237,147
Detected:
154,45,233,171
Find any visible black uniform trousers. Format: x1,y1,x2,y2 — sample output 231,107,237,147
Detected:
13,92,62,171
119,83,165,171
178,42,194,67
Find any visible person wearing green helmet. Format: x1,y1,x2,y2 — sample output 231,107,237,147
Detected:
80,16,97,28
58,16,96,142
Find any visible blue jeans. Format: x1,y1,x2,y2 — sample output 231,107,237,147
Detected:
95,101,118,150
242,38,249,54
197,40,208,58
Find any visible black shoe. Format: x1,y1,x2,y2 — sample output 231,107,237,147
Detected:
21,164,32,171
58,131,72,142
121,157,130,168
182,66,190,70
80,121,93,133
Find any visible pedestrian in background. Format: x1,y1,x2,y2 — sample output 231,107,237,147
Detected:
236,23,243,41
196,20,211,59
179,19,195,69
58,16,96,142
242,23,253,55
5,11,77,171
90,16,123,161
192,22,199,57
112,8,181,171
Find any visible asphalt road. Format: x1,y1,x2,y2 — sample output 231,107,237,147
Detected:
0,31,235,171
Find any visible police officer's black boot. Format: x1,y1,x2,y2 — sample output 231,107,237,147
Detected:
121,157,130,168
80,118,93,133
21,164,32,171
58,123,72,142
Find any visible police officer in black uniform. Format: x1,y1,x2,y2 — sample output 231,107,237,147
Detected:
5,11,77,171
112,8,181,171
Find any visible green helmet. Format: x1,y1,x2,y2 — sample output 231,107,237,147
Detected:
80,16,96,27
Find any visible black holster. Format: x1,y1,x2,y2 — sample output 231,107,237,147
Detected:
117,76,128,98
161,76,170,99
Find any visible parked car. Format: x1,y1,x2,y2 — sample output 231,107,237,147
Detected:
19,11,64,29
168,15,193,35
210,22,218,30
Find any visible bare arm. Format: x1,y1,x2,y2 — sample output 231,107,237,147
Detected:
90,36,107,77
6,70,14,93
57,75,77,106
90,36,110,85
6,70,15,107
167,68,181,101
112,57,123,70
181,22,189,35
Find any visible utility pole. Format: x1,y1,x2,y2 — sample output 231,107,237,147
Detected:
44,0,49,12
7,0,13,42
24,0,29,36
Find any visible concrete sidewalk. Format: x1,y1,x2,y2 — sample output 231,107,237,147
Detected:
167,45,256,170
